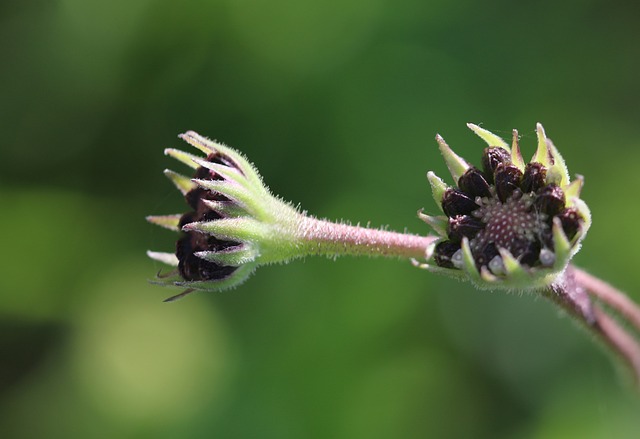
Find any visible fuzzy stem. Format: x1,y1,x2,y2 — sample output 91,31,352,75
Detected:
547,265,640,386
296,216,437,260
572,266,640,335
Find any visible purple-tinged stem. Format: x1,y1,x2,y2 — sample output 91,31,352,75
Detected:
547,265,640,386
573,266,640,335
297,217,437,260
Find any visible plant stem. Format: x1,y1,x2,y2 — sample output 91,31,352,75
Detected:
296,216,437,260
572,266,640,335
547,265,640,386
294,219,640,385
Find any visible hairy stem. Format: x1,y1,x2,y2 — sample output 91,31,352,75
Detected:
547,265,640,386
296,217,437,260
572,266,640,335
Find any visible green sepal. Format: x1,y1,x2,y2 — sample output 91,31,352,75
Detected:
460,238,482,284
146,250,179,266
532,123,551,167
436,134,470,183
510,129,525,171
164,148,200,169
546,138,570,188
467,123,510,151
551,218,571,271
572,197,592,237
183,217,268,243
427,171,449,212
195,245,258,267
191,158,255,192
192,179,260,217
146,214,182,232
498,248,528,282
411,258,469,281
564,176,583,206
179,131,265,190
417,209,448,237
201,199,248,218
480,266,498,282
173,263,258,292
164,169,196,195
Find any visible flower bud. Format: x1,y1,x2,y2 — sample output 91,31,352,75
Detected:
494,163,524,202
521,162,547,193
458,167,491,199
442,189,478,217
419,123,591,290
481,147,511,183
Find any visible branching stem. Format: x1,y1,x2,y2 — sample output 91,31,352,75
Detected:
572,266,640,335
547,265,640,386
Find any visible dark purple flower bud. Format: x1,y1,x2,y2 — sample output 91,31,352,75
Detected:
442,189,478,217
521,162,547,193
510,238,541,267
494,163,523,202
447,215,485,242
473,242,499,268
557,207,582,240
535,184,566,217
176,233,237,281
481,147,511,184
434,240,461,268
458,167,491,199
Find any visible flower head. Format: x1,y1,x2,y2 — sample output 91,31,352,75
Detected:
416,123,591,290
147,131,303,301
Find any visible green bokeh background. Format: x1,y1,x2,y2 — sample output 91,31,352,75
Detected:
2,0,640,437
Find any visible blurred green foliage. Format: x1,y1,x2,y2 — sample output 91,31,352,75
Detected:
1,0,640,437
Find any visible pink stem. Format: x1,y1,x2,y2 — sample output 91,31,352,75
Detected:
573,266,640,335
297,217,438,260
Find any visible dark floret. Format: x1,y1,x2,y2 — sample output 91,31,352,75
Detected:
434,240,461,268
521,162,547,193
447,215,485,242
535,184,565,217
442,189,478,217
481,147,511,184
557,207,581,240
176,155,241,281
458,168,491,199
511,238,541,266
494,164,524,202
474,242,499,268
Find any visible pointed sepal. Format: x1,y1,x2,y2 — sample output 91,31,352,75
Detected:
192,179,256,214
467,123,510,151
165,148,200,169
460,237,482,283
164,169,196,195
510,129,525,171
182,217,266,242
195,244,258,267
146,214,182,232
532,123,551,166
427,171,449,212
147,250,180,267
173,263,257,292
436,134,470,183
191,158,250,189
417,209,448,237
201,199,248,218
564,175,583,205
551,217,572,270
546,138,570,187
179,131,264,189
498,247,528,281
